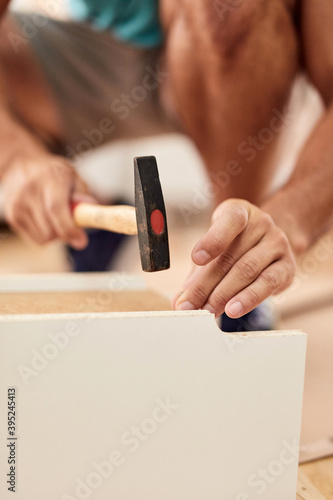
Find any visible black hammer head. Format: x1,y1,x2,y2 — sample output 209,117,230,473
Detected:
134,156,170,272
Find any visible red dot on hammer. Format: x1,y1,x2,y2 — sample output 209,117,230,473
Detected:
150,209,165,235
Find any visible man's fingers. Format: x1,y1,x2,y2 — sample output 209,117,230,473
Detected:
72,191,98,205
175,225,266,312
5,200,54,245
225,260,295,319
175,228,294,315
1,153,94,248
29,195,57,243
44,192,88,249
191,203,248,265
201,239,285,317
14,214,48,245
172,265,199,308
173,199,296,318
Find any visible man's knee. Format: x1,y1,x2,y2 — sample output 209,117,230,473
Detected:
181,0,296,62
177,0,259,57
210,0,259,50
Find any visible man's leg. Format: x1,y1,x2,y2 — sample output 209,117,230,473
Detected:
160,0,300,205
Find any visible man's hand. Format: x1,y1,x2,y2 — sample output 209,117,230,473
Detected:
1,152,94,249
173,199,296,318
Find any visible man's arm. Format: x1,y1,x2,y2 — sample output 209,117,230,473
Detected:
162,0,332,318
0,104,91,247
0,12,92,248
262,0,333,251
0,1,10,17
163,0,299,317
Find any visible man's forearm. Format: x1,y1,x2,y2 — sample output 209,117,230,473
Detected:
0,1,10,18
262,103,333,255
0,104,48,180
0,0,47,177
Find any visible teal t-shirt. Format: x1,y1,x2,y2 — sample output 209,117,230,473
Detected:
69,0,163,47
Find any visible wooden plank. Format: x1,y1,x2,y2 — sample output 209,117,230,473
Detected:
0,311,306,500
297,470,326,499
0,272,145,292
0,272,172,315
0,273,307,499
297,457,333,499
0,290,172,314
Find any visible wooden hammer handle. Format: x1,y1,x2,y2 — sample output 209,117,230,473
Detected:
72,203,137,235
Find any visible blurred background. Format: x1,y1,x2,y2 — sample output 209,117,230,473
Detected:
1,0,333,458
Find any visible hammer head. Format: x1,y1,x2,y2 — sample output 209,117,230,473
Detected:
134,156,170,272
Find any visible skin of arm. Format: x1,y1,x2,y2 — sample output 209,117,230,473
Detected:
0,9,93,248
0,0,9,17
262,1,333,250
0,107,91,247
162,0,333,318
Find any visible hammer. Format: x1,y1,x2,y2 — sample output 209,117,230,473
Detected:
72,156,170,272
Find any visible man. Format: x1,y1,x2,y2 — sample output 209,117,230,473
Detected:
0,0,332,327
